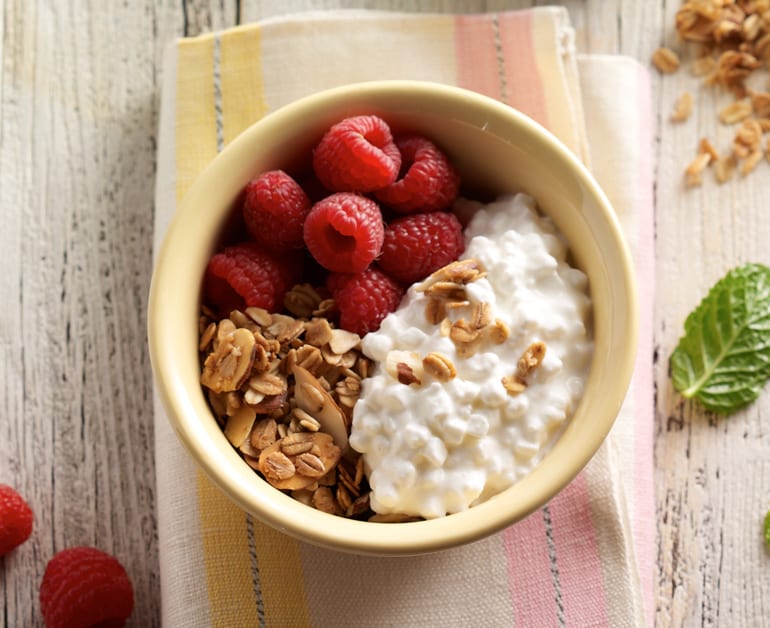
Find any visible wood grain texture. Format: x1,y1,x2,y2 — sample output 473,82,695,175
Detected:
2,0,769,626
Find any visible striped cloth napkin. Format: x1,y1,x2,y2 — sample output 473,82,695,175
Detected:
153,8,654,627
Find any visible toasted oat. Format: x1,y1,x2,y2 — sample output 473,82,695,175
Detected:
714,153,738,183
699,138,719,161
422,352,457,382
263,450,296,482
336,484,353,511
199,321,217,352
487,319,510,344
741,148,764,175
295,452,326,478
258,432,340,491
470,302,492,329
432,258,487,284
424,297,446,325
312,298,337,318
719,98,753,124
281,431,316,456
450,319,480,345
652,47,680,73
284,283,324,318
733,118,763,156
250,417,278,451
421,281,467,300
267,314,305,344
671,92,694,122
518,341,547,378
691,55,716,76
685,151,712,186
502,374,527,396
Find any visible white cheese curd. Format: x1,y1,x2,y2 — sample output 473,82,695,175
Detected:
349,193,593,519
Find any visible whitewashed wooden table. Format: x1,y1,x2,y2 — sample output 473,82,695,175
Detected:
2,1,768,626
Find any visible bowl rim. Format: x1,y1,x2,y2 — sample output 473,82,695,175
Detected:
148,79,639,555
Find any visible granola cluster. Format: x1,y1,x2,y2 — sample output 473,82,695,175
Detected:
653,0,770,184
198,289,377,519
386,259,545,397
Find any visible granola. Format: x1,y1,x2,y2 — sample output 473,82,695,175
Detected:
659,1,770,184
199,300,378,519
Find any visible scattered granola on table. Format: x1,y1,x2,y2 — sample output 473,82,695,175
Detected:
656,0,770,184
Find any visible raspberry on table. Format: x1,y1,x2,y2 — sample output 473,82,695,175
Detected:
375,135,461,214
40,546,134,628
242,170,311,253
0,484,33,556
303,192,385,274
312,115,402,192
377,211,466,284
327,267,405,336
203,241,303,315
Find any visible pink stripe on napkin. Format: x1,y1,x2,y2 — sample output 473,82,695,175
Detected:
632,61,656,627
502,512,561,626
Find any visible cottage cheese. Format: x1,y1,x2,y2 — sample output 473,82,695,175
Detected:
349,194,593,519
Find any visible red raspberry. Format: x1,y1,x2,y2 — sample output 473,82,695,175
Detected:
312,115,401,192
377,212,465,284
40,546,134,628
0,485,33,556
328,267,404,336
242,170,311,253
303,193,384,274
203,242,302,315
375,135,461,214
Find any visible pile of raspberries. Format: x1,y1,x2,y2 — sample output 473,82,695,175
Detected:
204,114,467,336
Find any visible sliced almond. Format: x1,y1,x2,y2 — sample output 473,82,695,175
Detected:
293,365,348,450
224,405,257,448
328,329,361,355
312,486,343,515
384,350,424,385
304,318,334,347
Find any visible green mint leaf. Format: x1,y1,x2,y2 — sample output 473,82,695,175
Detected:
765,511,770,550
670,263,770,415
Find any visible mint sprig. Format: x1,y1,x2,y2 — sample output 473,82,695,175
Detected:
671,263,770,415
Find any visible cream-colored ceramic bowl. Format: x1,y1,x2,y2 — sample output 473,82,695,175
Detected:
149,80,638,555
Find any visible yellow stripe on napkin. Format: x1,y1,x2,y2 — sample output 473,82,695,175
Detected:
220,27,269,144
175,29,310,627
175,38,218,201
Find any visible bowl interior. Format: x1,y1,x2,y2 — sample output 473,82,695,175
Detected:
149,81,638,555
